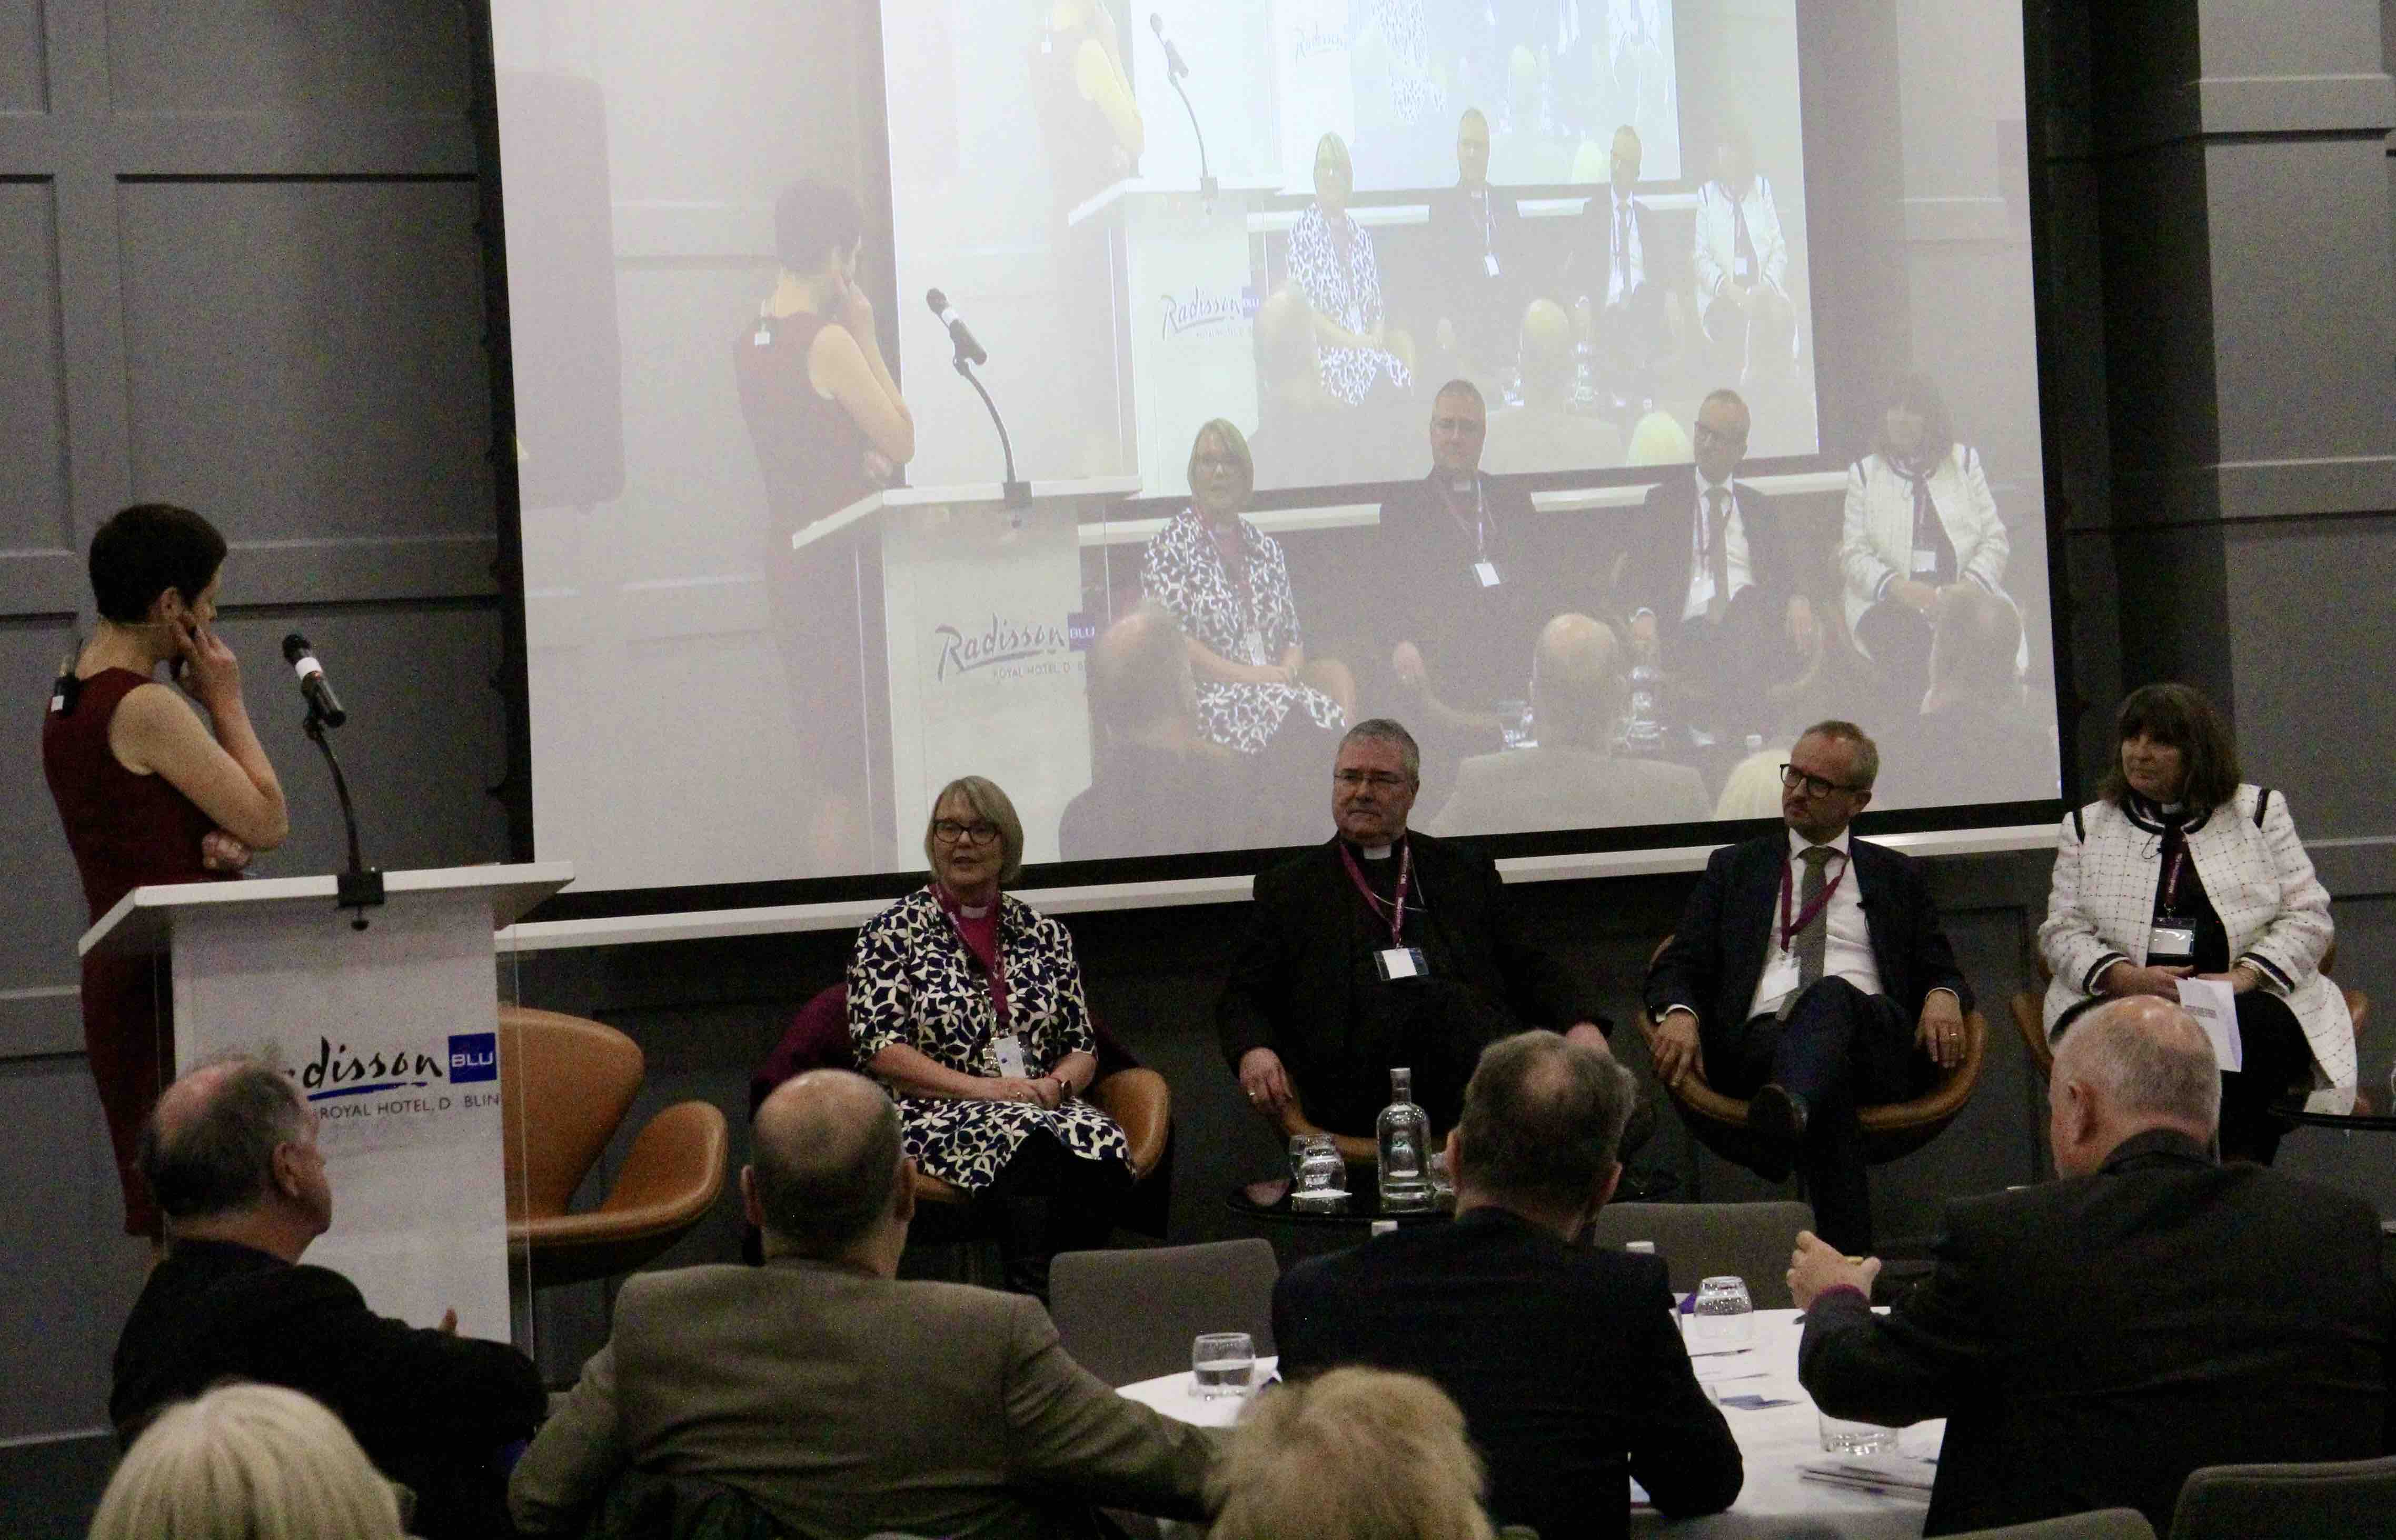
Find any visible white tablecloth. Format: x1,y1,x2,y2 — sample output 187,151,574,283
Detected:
1119,1309,1942,1540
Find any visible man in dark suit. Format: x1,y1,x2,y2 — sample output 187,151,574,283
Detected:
1617,387,1814,738
1644,720,1971,1251
1791,997,2394,1535
1220,718,1610,1137
1275,1030,1742,1540
114,1058,545,1540
1564,125,1673,410
1376,381,1547,790
513,1068,1218,1537
1427,108,1522,379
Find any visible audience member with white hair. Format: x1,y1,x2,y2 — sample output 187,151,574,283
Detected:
1788,996,2394,1536
1208,1367,1495,1540
89,1382,406,1540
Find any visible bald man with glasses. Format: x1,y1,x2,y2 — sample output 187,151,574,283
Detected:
1643,721,1972,1252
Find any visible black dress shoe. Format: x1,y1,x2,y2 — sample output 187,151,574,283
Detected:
1747,1083,1810,1182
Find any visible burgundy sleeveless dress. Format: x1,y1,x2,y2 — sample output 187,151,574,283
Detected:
42,667,233,1235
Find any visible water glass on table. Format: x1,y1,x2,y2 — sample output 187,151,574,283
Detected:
1818,1412,1900,1455
1192,1332,1257,1400
1688,1276,1754,1351
1293,1134,1347,1212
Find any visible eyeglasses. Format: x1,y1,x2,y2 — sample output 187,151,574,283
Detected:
1780,764,1863,798
931,818,1000,845
1335,769,1412,792
1694,422,1749,448
1193,455,1244,474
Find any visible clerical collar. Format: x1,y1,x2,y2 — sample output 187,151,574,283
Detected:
1361,844,1394,861
957,902,992,919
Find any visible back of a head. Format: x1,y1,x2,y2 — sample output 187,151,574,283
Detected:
1457,1032,1635,1210
1529,614,1622,748
2054,998,2221,1138
773,180,863,275
750,1069,904,1258
1516,299,1574,402
90,503,226,624
1089,602,1195,734
1254,288,1319,386
90,1383,404,1540
1209,1367,1495,1540
1930,585,2021,698
139,1058,306,1224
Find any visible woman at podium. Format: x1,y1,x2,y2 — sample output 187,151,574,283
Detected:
42,504,289,1237
847,776,1129,1297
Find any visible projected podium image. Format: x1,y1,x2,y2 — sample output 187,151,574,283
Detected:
790,479,1137,867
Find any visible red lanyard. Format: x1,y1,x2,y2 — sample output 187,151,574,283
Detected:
1339,840,1412,947
1778,847,1849,953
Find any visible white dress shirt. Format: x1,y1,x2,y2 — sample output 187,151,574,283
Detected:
1746,828,1881,1019
1681,468,1754,622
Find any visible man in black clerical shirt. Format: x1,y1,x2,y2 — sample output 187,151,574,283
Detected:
113,1057,545,1540
1277,1031,1741,1540
1219,718,1609,1137
1378,380,1548,788
1429,108,1520,379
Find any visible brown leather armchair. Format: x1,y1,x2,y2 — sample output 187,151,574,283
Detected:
1636,936,1987,1173
500,1006,731,1288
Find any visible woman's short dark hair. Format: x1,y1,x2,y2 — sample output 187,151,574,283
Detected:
90,504,226,624
2100,682,2242,813
773,181,864,275
1881,372,1956,467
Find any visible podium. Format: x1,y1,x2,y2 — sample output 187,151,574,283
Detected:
81,863,572,1342
794,479,1138,865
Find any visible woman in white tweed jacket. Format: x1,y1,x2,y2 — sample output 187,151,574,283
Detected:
2039,684,2352,1161
1840,375,2013,717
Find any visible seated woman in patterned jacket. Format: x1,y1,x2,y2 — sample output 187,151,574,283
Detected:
848,775,1130,1296
2039,683,2353,1163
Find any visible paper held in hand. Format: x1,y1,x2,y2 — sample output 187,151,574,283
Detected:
2175,976,2243,1072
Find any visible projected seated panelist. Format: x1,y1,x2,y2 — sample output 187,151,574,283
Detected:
1218,719,1612,1145
1289,133,1415,408
1562,125,1676,410
1139,419,1355,759
1693,124,1796,386
849,776,1132,1298
1615,388,1814,741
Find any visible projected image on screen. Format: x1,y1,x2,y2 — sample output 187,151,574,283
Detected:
491,0,2060,899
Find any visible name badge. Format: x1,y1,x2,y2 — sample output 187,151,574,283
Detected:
1241,627,1269,666
1484,251,1502,278
992,1034,1029,1078
2148,926,2198,965
1474,561,1502,588
1757,951,1801,1006
1375,947,1429,982
1911,546,1940,576
1735,254,1754,282
751,325,772,347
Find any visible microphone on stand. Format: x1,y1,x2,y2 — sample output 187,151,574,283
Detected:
282,633,383,925
925,288,987,367
282,634,348,728
1149,14,1216,204
926,286,1029,512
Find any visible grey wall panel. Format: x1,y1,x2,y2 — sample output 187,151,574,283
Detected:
0,178,70,557
104,1,468,114
0,0,45,114
0,1055,153,1441
116,178,491,546
2222,516,2396,842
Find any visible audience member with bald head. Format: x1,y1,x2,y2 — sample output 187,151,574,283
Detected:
112,1057,543,1540
1060,601,1264,857
1874,586,2054,808
1248,286,1365,488
1481,299,1626,474
1428,613,1707,835
1276,1031,1741,1540
1791,996,2394,1535
513,1068,1219,1537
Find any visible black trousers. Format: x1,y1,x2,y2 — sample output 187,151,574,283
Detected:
980,1130,1132,1299
1704,978,1929,1254
2052,988,2313,1163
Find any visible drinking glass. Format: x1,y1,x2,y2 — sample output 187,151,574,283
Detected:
1192,1332,1256,1399
1427,1147,1454,1203
1287,1134,1310,1187
1818,1412,1900,1454
1688,1276,1754,1351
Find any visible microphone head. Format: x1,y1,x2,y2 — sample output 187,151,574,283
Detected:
282,633,311,663
1150,12,1165,35
925,288,948,316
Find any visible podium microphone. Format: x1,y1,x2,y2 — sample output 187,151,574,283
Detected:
925,289,987,367
1149,14,1216,203
282,633,347,728
1149,13,1189,79
927,286,1028,512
